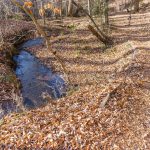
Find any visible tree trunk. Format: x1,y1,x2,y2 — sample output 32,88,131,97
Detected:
68,0,81,17
99,0,103,25
99,0,109,26
68,0,73,16
104,0,109,25
41,1,46,25
133,0,140,13
65,0,68,16
32,0,38,19
88,0,92,15
60,0,63,20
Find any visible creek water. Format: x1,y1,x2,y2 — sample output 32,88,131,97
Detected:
13,38,66,108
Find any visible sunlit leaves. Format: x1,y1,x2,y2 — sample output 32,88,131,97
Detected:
39,8,45,17
41,2,61,16
23,1,33,8
47,3,53,10
53,8,61,15
44,3,53,10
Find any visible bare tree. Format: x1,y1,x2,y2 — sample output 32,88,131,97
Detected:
68,0,73,16
88,0,92,15
99,0,109,26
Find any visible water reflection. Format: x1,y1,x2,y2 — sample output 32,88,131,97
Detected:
14,39,66,109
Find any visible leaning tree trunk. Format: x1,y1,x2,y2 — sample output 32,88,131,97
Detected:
88,25,112,45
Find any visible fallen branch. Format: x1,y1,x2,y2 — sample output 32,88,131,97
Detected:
100,83,122,108
100,93,110,108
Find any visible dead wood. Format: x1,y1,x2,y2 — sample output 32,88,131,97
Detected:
100,83,122,108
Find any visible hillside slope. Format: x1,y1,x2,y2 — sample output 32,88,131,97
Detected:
0,13,150,149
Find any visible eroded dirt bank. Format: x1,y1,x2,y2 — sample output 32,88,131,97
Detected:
0,20,34,117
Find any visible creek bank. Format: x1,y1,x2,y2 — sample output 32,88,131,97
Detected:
0,20,35,118
0,44,22,119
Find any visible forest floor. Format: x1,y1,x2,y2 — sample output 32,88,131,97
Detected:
0,12,150,149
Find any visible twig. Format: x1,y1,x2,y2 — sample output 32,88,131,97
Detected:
100,93,110,108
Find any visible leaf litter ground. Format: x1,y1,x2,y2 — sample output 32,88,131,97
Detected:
0,13,150,149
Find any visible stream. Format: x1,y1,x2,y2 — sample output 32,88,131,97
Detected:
13,38,66,109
